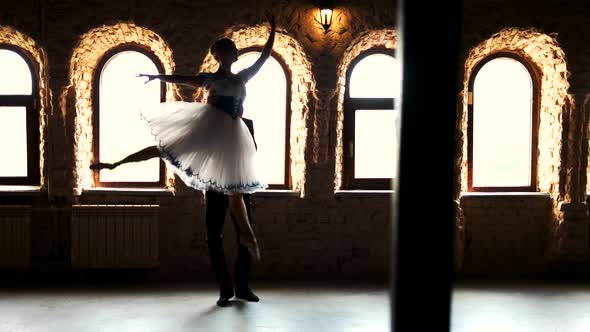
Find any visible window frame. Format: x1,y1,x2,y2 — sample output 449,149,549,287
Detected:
236,46,292,189
343,47,396,190
0,44,40,186
467,52,541,192
92,43,166,188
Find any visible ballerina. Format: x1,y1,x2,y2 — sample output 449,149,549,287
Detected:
91,14,277,264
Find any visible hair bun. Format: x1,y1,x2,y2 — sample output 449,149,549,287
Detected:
210,38,237,56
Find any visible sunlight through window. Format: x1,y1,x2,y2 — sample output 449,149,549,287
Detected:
0,49,32,178
348,52,398,183
355,110,398,178
472,57,533,188
232,52,288,186
0,49,32,95
98,50,161,183
350,53,400,98
0,107,27,177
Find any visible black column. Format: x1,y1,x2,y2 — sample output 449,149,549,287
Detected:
391,0,463,331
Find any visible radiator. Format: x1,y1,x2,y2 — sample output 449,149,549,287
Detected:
71,205,159,268
0,205,31,268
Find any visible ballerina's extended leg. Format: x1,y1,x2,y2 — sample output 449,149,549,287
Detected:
229,193,261,261
90,145,160,170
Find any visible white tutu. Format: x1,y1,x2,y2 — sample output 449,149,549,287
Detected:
142,101,267,194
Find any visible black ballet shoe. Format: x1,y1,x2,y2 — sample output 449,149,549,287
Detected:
216,287,234,307
90,162,116,170
235,288,260,302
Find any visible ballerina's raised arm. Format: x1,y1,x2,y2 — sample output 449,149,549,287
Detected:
136,72,211,88
136,13,275,86
236,13,276,82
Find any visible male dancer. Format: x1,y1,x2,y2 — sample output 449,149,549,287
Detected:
205,118,259,307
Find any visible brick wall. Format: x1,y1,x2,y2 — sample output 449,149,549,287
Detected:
62,22,180,194
333,29,396,191
461,194,552,276
456,0,590,275
0,0,394,281
3,0,590,280
0,26,50,189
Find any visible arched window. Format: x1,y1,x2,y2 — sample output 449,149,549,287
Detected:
231,49,290,188
0,45,39,185
468,54,539,191
343,49,399,189
94,46,166,187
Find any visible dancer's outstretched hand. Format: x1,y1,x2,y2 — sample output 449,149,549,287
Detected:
136,73,158,84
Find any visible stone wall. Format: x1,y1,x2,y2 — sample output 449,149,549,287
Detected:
0,0,395,281
0,26,50,189
62,22,180,194
333,29,397,191
3,0,590,280
456,0,590,275
461,194,552,276
456,28,572,273
460,28,569,197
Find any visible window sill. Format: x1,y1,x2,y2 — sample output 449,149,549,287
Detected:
335,190,393,198
82,187,174,197
460,192,550,198
0,185,42,196
252,189,300,197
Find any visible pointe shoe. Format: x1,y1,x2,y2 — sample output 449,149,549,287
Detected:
90,162,116,170
216,287,234,307
235,287,260,302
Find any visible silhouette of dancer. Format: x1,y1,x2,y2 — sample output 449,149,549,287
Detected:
91,14,277,305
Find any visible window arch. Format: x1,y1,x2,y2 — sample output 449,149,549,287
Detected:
231,48,291,188
468,53,539,191
343,48,399,189
0,44,39,185
93,45,166,187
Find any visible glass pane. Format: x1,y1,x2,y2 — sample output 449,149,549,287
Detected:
0,107,27,177
354,109,398,179
0,49,33,95
99,51,161,183
232,53,287,185
473,57,533,187
350,53,400,98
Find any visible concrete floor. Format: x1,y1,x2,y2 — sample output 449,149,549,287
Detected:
451,281,590,332
0,282,388,332
1,281,590,332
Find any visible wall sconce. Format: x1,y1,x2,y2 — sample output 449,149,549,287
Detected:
315,0,334,34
